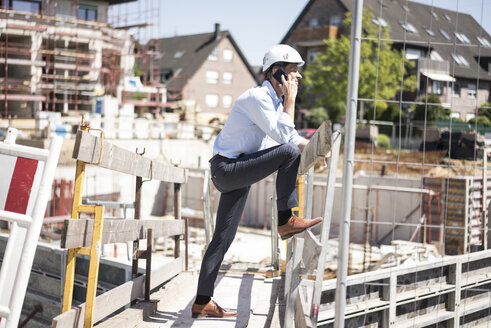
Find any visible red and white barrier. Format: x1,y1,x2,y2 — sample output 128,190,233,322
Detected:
0,128,62,328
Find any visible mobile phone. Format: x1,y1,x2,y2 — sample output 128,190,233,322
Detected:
273,69,287,84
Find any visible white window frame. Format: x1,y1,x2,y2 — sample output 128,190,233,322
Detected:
222,95,233,108
206,70,219,84
205,94,219,108
433,80,444,95
477,36,491,47
440,29,451,41
208,47,218,61
401,22,418,34
467,83,476,99
223,49,233,62
372,17,387,27
455,32,470,44
450,112,460,119
222,72,232,84
466,113,476,121
451,53,469,67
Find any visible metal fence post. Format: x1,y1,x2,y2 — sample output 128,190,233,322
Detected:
334,0,364,327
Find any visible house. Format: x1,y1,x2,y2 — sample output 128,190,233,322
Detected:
282,0,491,121
150,23,258,123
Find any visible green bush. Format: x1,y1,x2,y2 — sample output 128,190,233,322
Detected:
469,115,491,127
306,107,328,127
377,134,390,148
412,94,449,122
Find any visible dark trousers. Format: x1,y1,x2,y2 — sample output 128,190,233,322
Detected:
197,143,301,297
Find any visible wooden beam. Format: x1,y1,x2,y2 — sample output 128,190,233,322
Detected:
72,130,187,184
298,120,332,175
51,257,184,328
61,218,185,249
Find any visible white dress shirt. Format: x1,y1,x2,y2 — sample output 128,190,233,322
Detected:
213,80,303,159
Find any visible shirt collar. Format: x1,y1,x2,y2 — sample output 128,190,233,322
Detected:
262,80,282,105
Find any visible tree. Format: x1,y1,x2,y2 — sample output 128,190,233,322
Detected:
469,115,491,127
412,94,449,122
305,107,329,127
302,10,416,121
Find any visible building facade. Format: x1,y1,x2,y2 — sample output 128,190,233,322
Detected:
282,0,491,121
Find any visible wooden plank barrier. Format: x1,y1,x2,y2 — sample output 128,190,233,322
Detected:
53,124,188,328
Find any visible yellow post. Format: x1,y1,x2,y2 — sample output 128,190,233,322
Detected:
83,205,105,328
292,176,304,218
62,120,90,312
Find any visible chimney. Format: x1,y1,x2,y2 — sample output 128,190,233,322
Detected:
214,23,220,40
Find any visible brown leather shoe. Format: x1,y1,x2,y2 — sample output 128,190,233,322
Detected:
191,300,237,318
278,215,322,240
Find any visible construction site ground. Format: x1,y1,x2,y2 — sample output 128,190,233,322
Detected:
96,226,286,328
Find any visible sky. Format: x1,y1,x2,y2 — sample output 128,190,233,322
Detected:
109,0,491,68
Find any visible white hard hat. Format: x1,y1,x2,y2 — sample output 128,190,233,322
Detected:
262,44,305,72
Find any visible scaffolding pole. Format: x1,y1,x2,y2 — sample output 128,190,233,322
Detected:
334,0,363,327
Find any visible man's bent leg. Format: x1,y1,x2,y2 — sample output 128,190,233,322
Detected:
196,186,250,297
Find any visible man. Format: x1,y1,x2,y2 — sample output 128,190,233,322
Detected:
191,44,322,318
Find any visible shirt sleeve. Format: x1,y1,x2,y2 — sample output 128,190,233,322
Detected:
288,129,305,145
248,93,297,145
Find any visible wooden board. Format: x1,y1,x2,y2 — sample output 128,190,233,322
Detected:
299,230,323,272
61,218,185,248
298,120,332,175
72,130,187,184
51,257,184,328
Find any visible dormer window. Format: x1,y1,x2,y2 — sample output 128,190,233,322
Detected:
423,27,435,36
372,17,387,27
440,29,451,41
451,53,469,67
174,50,185,59
477,36,491,47
455,32,471,44
401,22,418,34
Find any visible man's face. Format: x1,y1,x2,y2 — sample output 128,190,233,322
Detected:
284,63,302,81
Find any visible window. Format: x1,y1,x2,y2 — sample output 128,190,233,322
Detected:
455,32,470,44
330,16,341,27
308,50,319,63
402,5,409,12
401,22,418,34
450,112,460,119
430,50,444,61
440,29,451,41
466,113,476,121
372,17,387,27
406,48,422,60
451,53,469,67
222,72,232,84
223,49,233,62
309,18,319,28
78,4,97,21
477,36,491,47
208,47,218,61
423,27,435,36
206,70,219,84
444,14,451,22
174,50,185,59
431,11,438,20
205,94,219,108
433,81,444,95
467,83,476,98
11,0,40,14
452,83,461,98
223,95,232,108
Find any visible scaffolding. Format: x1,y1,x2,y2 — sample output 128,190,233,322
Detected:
0,0,164,122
